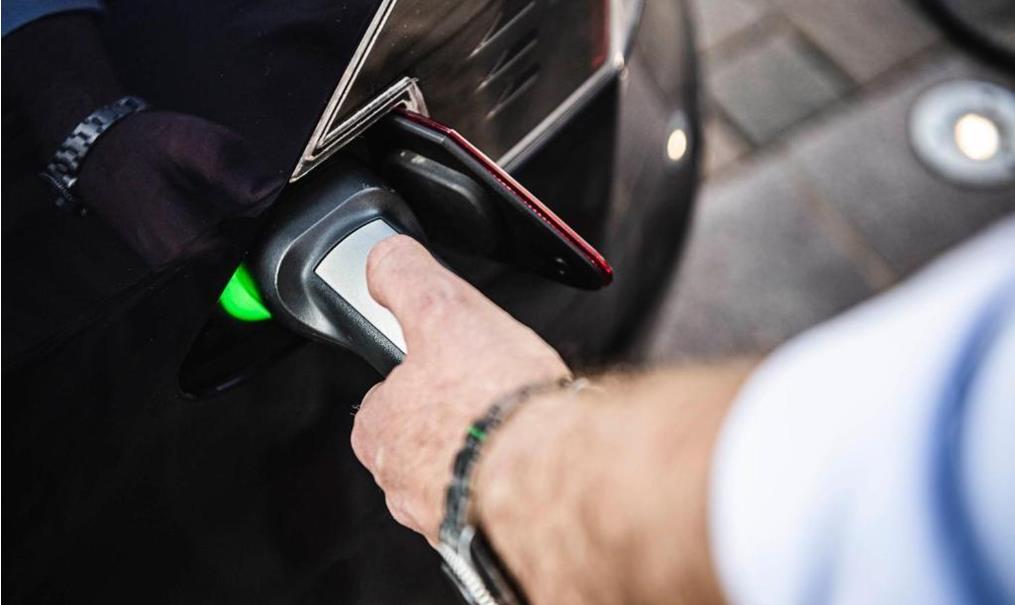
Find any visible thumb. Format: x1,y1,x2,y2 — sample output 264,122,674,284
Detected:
366,235,475,350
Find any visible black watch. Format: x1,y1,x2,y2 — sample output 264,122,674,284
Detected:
40,95,149,214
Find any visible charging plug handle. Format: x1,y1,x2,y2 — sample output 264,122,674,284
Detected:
251,160,425,375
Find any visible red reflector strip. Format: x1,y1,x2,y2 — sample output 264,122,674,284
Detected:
396,109,614,285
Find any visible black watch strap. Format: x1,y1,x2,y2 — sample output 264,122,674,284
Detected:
41,95,149,213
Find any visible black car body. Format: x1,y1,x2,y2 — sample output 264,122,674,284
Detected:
3,1,699,602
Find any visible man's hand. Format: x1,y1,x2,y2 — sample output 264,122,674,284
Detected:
77,111,283,267
351,236,748,605
351,235,571,541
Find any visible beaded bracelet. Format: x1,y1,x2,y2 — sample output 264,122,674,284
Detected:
439,376,589,543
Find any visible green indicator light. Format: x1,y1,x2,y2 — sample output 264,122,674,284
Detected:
219,264,272,322
468,426,487,441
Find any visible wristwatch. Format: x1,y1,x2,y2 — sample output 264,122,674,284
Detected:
40,95,149,213
438,525,525,605
437,378,585,605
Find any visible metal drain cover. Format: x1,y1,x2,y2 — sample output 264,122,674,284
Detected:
909,79,1015,188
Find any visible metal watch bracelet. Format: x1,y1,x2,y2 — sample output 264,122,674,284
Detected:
437,376,591,605
40,95,149,214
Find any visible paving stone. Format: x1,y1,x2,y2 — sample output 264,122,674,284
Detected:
692,0,771,51
779,0,939,83
640,155,874,362
703,113,749,175
637,11,1014,364
786,53,1015,277
710,30,850,146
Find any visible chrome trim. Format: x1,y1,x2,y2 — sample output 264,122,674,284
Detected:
497,0,644,170
291,77,428,182
291,0,403,182
292,0,643,181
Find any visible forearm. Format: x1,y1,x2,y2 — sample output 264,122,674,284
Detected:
474,362,757,605
3,13,123,158
353,240,759,602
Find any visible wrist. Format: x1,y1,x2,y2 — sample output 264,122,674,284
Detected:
41,96,150,213
471,367,752,605
437,378,579,604
472,386,577,523
472,385,603,604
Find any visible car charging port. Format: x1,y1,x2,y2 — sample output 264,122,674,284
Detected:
180,110,614,396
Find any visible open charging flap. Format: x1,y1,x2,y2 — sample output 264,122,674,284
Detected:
368,109,613,290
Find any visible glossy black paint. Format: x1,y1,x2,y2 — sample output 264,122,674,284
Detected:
336,0,609,161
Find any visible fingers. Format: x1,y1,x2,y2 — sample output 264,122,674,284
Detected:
366,235,453,313
366,235,481,350
351,379,429,536
351,381,383,466
352,398,442,539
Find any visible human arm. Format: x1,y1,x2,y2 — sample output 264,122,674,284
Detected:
472,363,751,605
351,235,753,604
352,218,1015,605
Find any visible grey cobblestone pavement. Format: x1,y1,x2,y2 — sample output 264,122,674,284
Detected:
636,0,1014,362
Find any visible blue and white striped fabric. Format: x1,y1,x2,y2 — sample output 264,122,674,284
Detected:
712,216,1015,605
